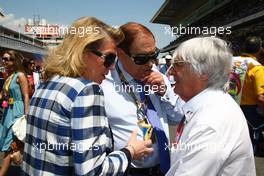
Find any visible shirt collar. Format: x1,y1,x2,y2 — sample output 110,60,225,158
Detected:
182,88,214,123
117,60,134,83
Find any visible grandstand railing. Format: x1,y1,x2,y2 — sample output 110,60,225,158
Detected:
0,34,47,55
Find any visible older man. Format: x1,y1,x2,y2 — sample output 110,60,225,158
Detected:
166,37,255,176
101,22,183,175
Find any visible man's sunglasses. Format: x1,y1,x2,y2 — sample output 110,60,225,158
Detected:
90,50,117,68
2,57,14,62
129,48,160,65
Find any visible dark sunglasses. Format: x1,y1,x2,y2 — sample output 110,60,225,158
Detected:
90,50,117,68
129,48,160,65
2,57,14,62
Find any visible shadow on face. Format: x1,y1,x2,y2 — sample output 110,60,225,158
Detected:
83,38,117,84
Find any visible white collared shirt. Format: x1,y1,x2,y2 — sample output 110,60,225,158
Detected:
166,89,256,176
101,61,183,168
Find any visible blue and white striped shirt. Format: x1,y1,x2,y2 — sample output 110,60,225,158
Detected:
22,75,128,176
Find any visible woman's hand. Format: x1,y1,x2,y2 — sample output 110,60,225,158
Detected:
126,129,154,161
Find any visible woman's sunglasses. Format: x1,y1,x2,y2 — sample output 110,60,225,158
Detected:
2,57,14,62
129,48,160,65
90,50,117,68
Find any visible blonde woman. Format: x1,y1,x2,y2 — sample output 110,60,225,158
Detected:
22,17,153,176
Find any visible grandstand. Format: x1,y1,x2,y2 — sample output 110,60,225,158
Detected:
151,0,264,54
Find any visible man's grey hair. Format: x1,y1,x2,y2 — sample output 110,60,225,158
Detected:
173,36,232,90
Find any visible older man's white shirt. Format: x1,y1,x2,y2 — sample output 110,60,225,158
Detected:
166,89,256,176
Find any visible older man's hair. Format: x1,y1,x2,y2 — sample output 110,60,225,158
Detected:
118,22,155,53
173,37,232,90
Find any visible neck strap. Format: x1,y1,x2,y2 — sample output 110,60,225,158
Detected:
116,63,150,119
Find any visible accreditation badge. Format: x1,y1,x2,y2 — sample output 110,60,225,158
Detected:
137,118,153,140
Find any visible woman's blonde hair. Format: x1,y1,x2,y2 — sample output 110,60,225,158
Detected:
43,17,124,80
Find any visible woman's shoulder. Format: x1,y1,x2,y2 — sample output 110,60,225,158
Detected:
52,76,103,97
72,78,103,96
13,72,27,83
16,71,26,78
62,76,99,89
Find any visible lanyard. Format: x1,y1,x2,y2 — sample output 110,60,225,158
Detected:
116,63,149,120
173,115,186,146
116,63,155,141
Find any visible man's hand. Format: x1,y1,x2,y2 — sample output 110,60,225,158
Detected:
142,71,167,96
